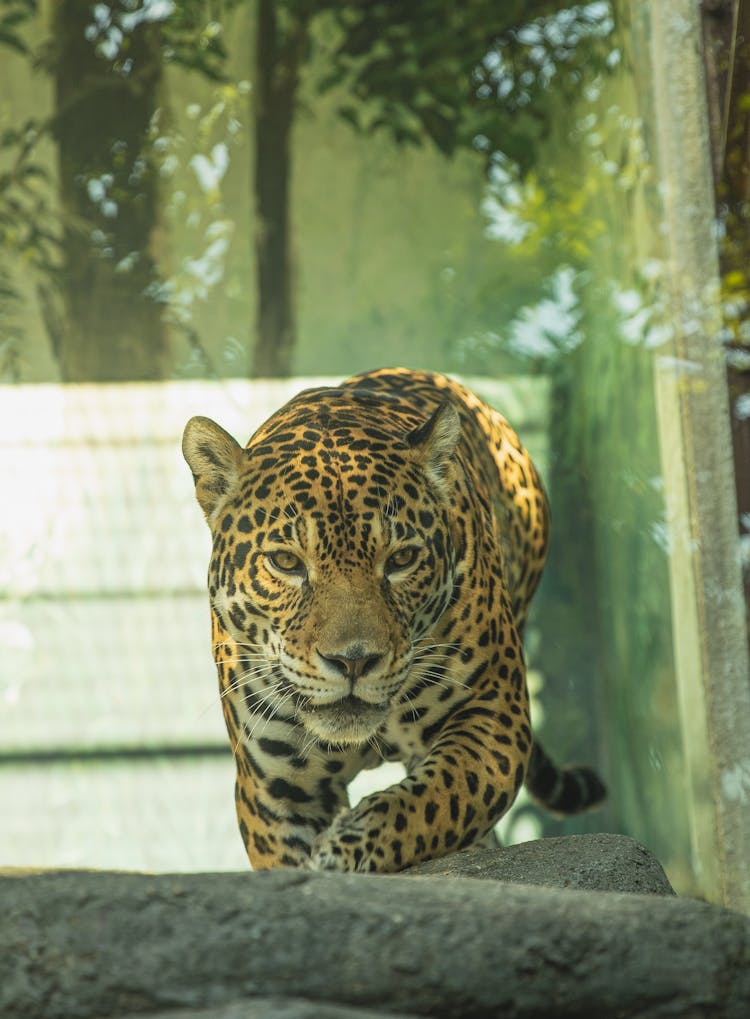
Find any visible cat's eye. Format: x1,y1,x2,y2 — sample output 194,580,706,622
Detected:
266,550,305,575
385,547,419,574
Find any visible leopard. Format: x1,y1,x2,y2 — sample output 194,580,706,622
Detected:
183,367,605,872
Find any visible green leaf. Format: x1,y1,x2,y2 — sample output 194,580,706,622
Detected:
337,105,362,131
0,26,28,54
0,128,21,148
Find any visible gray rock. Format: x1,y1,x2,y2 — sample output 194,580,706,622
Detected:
111,998,421,1019
405,833,676,895
2,860,749,1019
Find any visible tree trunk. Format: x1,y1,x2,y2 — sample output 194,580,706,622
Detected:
252,1,309,378
701,0,750,639
51,0,168,382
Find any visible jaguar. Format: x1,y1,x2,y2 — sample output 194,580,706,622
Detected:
183,367,605,871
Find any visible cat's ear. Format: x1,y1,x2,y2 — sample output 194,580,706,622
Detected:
406,401,460,492
182,416,243,522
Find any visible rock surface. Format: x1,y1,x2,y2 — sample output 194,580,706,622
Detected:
115,1000,421,1019
407,832,676,894
2,834,749,1019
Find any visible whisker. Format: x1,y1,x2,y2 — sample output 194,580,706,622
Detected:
217,657,270,671
300,728,321,761
396,688,423,722
197,666,283,720
367,731,387,761
411,640,461,652
219,674,284,703
213,640,266,653
416,669,472,692
231,661,278,681
250,688,298,745
231,717,252,762
221,665,278,692
197,677,278,721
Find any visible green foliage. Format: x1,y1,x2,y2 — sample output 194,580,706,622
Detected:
161,0,242,80
148,77,252,376
0,0,240,380
316,1,614,172
452,23,658,377
0,3,42,376
48,0,235,80
0,0,618,380
0,0,35,56
0,106,59,379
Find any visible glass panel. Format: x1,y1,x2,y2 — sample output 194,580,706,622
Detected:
0,0,747,905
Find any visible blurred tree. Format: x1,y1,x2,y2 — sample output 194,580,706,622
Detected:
249,0,613,375
48,0,167,381
47,1,236,381
253,0,310,377
0,0,612,380
701,0,750,633
0,0,51,380
0,0,230,382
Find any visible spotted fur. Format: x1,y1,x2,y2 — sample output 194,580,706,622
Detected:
183,368,604,872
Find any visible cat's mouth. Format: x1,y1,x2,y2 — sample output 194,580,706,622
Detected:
297,694,389,745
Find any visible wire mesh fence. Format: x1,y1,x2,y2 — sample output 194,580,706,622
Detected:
0,375,548,870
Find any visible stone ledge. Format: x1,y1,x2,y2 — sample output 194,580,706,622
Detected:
406,832,676,894
2,835,748,1019
114,999,422,1019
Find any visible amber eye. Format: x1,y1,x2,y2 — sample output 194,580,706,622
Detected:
266,550,305,575
385,547,419,574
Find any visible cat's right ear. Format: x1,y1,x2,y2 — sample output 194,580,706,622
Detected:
182,416,243,523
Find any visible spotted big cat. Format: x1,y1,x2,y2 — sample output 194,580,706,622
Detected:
183,367,605,871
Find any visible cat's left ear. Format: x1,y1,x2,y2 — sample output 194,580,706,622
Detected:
406,401,460,492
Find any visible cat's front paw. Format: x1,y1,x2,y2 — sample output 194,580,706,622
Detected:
309,807,371,872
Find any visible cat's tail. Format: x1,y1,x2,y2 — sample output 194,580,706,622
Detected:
525,740,607,815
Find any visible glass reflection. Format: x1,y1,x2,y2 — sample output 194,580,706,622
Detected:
0,0,747,903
